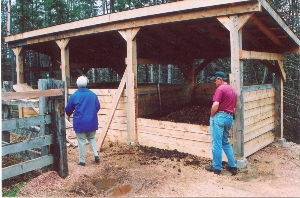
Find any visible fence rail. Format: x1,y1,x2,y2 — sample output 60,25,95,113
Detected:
2,79,68,180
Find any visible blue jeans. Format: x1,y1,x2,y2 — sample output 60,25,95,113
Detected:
75,131,99,163
210,112,236,170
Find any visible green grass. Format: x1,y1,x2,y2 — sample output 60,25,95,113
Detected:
2,183,24,197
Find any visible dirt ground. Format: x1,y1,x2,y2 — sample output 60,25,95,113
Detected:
5,140,298,197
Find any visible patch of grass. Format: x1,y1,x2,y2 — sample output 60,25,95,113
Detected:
2,182,24,197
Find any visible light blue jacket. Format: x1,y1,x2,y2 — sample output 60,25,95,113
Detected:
65,88,100,132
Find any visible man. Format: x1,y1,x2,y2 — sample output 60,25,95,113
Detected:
65,76,100,166
205,71,238,175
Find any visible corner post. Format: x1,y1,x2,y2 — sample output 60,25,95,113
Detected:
2,81,13,143
50,79,68,178
274,73,286,146
229,15,247,168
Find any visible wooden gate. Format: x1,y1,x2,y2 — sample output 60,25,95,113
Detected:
2,79,68,180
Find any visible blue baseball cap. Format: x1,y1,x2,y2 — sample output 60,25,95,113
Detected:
210,71,228,81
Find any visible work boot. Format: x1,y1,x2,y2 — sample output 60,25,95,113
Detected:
226,166,238,175
77,162,85,166
205,165,221,175
95,156,100,163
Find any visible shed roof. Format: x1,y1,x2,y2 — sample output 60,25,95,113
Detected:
5,0,300,71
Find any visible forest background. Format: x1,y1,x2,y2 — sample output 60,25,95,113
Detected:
1,0,299,143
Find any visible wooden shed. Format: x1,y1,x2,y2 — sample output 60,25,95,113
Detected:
5,0,300,167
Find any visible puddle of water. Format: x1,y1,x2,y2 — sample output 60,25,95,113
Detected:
93,178,117,191
107,184,132,196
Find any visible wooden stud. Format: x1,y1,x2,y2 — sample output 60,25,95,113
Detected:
12,47,24,84
229,15,245,159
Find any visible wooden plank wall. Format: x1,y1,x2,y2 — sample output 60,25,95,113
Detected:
243,87,275,157
137,118,213,158
69,84,193,143
68,88,128,143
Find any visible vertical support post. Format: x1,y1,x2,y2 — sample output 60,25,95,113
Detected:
2,81,13,143
56,39,70,83
274,73,286,146
50,80,68,178
119,28,140,145
12,47,24,84
55,38,70,106
38,79,50,173
229,15,246,168
187,60,195,86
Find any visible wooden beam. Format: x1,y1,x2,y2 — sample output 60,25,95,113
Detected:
195,58,214,75
12,47,24,84
5,2,261,45
250,15,283,47
258,0,300,47
2,89,63,100
97,68,127,150
230,15,245,159
239,50,284,61
275,60,286,81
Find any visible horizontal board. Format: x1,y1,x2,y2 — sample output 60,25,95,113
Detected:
98,115,127,124
137,118,209,133
138,131,212,149
98,95,127,103
2,154,54,180
244,104,274,119
243,88,275,103
2,89,63,100
243,84,274,92
98,109,126,117
2,99,39,108
244,97,275,110
244,116,275,134
2,135,53,156
100,102,127,109
244,110,275,127
244,131,275,157
137,125,211,142
68,88,124,96
244,122,275,142
138,133,229,160
2,115,52,131
105,129,128,143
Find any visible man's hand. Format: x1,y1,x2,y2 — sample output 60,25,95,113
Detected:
210,101,219,117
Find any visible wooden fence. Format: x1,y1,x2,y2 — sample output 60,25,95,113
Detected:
2,79,68,180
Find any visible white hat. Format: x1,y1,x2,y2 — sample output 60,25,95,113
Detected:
76,76,89,88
